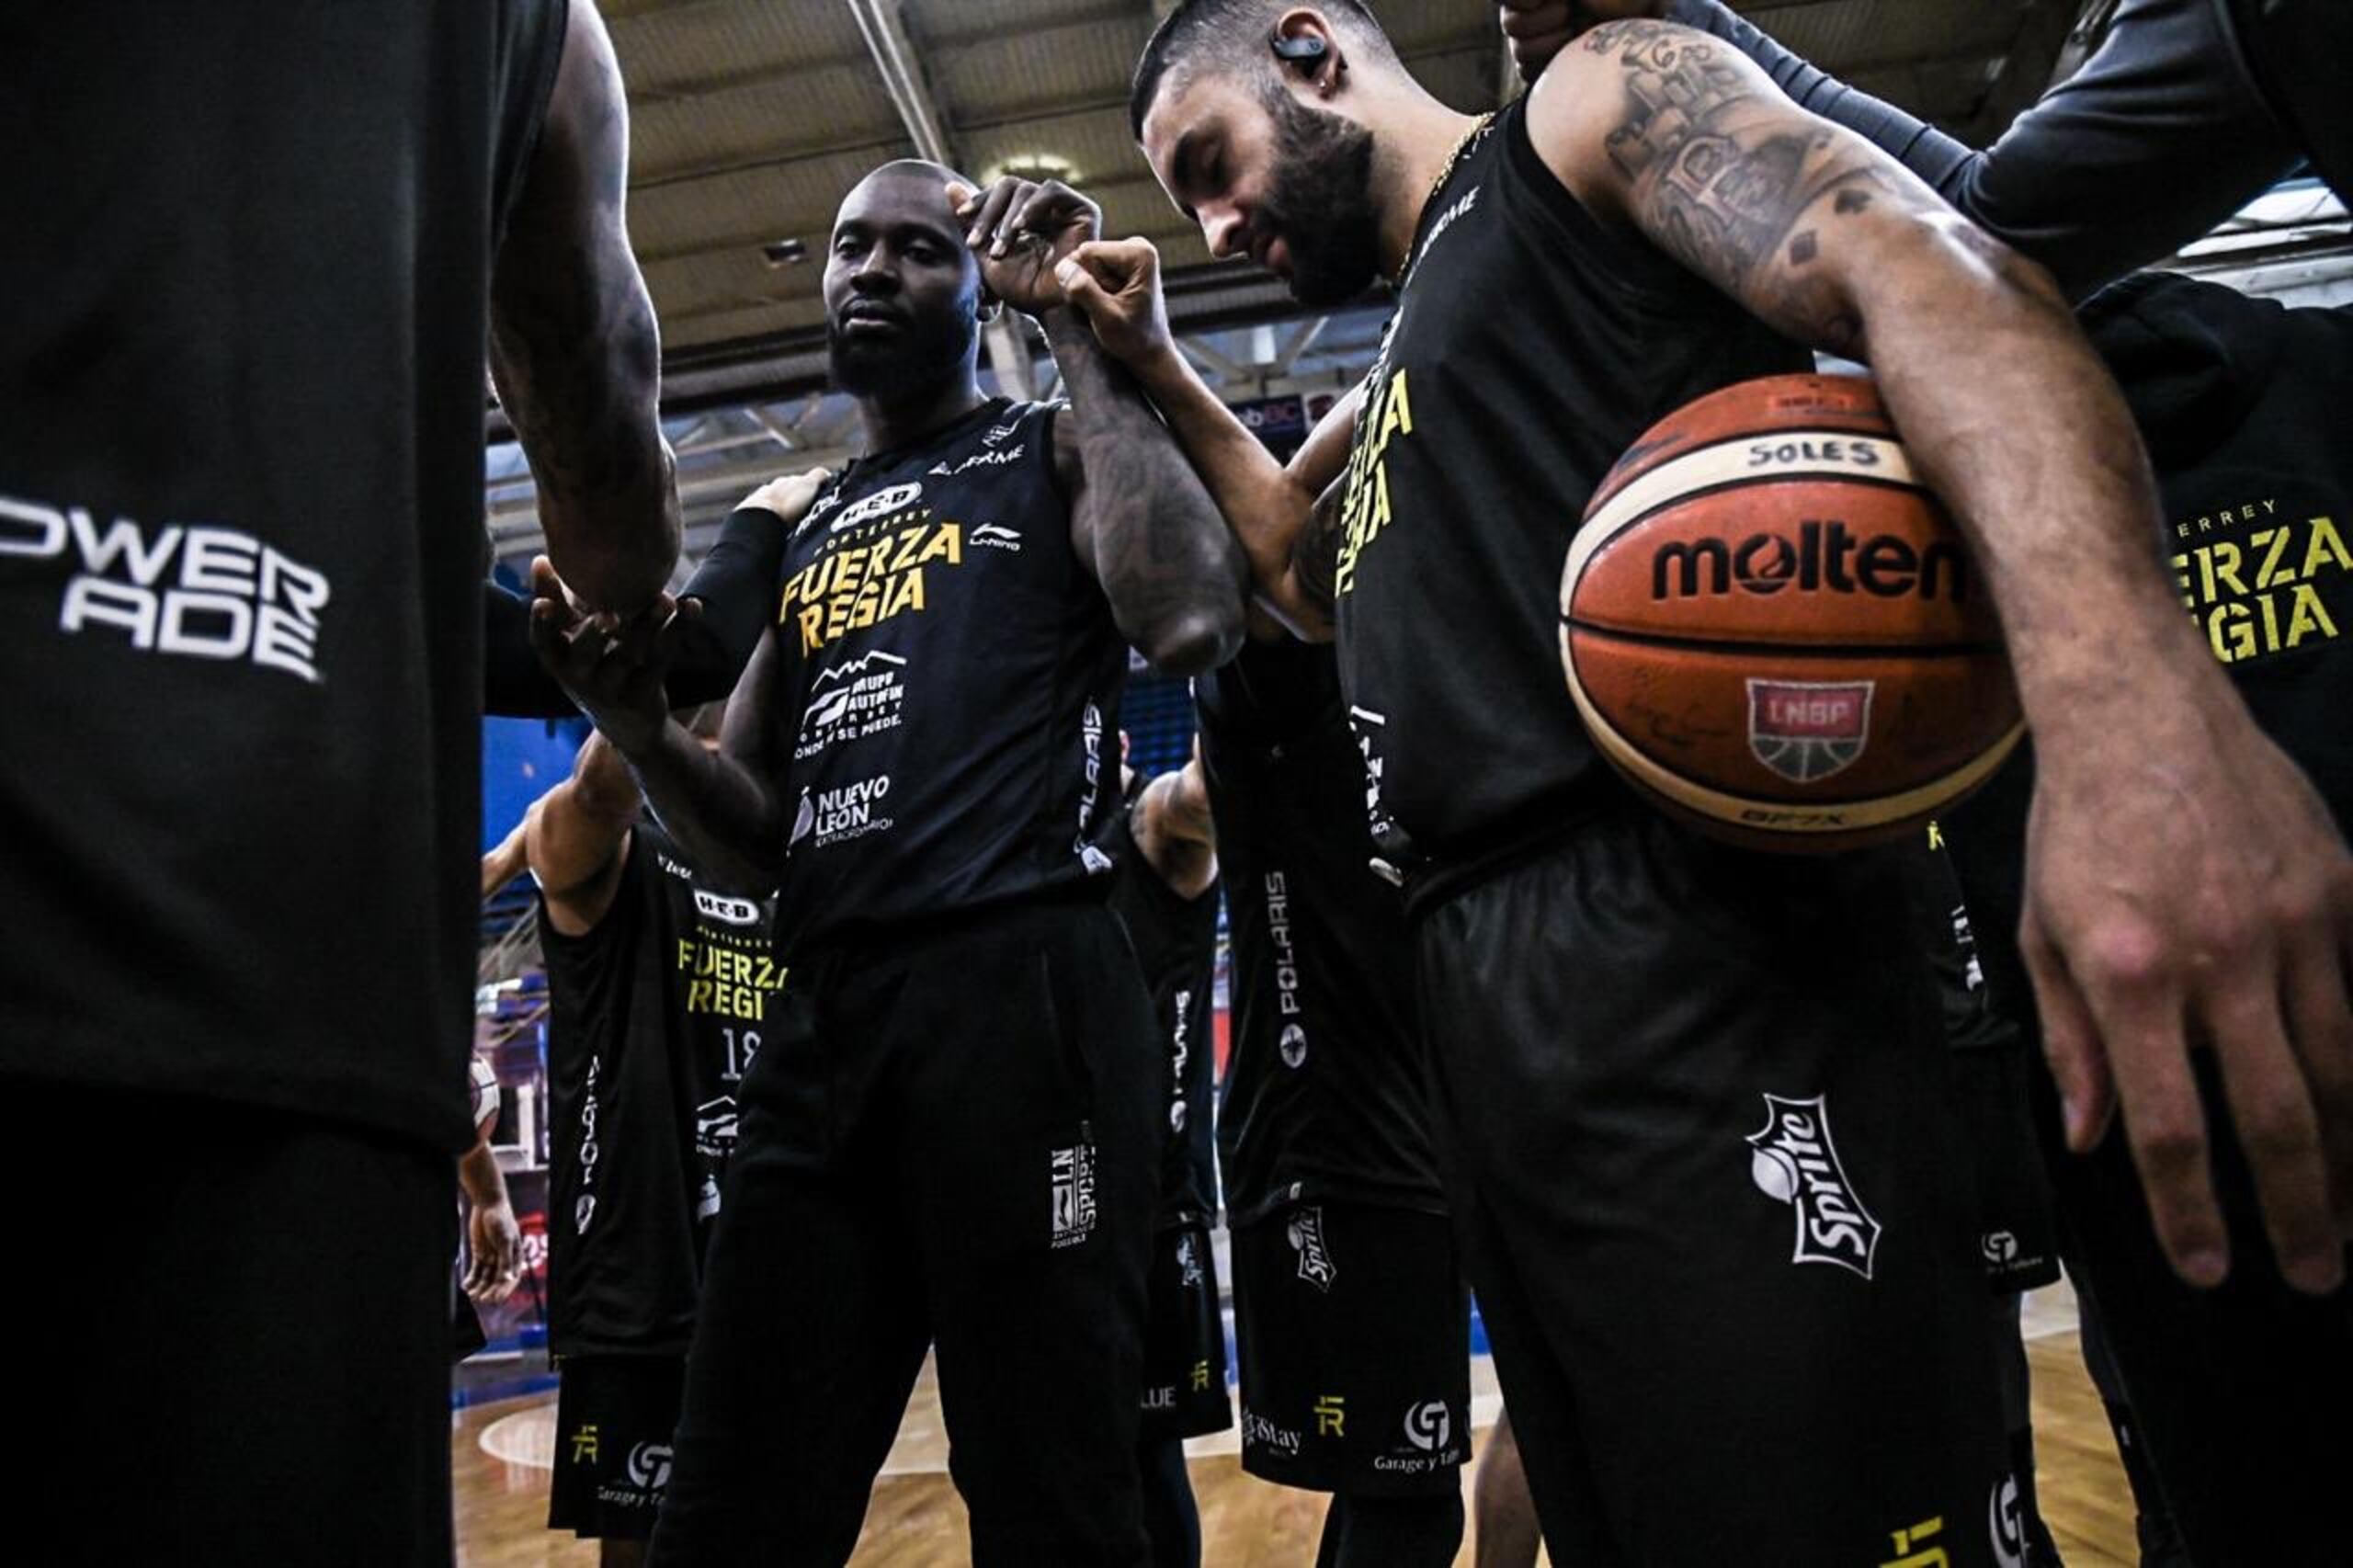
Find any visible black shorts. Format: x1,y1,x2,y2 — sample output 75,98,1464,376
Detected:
1230,1200,1469,1496
648,899,1161,1567
549,1355,687,1540
1139,1217,1232,1441
1414,803,2009,1565
7,1085,454,1567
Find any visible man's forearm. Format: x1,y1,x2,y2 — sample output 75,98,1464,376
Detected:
617,719,785,892
1124,343,1322,627
1043,308,1248,674
1861,243,2213,726
458,1142,508,1209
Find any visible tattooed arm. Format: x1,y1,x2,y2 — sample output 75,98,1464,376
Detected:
1056,235,1358,641
1046,312,1251,674
490,0,680,614
1533,22,2353,1300
1504,0,2299,301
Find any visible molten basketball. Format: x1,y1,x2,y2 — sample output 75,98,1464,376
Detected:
1559,373,2023,851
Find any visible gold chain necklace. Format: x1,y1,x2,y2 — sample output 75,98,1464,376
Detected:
1394,112,1495,292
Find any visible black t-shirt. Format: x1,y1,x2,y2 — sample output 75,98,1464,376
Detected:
1104,778,1222,1227
1332,99,1805,894
1948,272,2353,1027
1198,638,1447,1226
769,398,1127,946
0,1,567,1150
540,824,783,1358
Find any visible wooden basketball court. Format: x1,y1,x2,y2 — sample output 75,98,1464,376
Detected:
453,1290,2141,1565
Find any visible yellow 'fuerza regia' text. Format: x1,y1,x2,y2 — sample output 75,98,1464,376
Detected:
677,937,787,1022
1335,368,1414,597
779,518,963,654
2170,506,2348,665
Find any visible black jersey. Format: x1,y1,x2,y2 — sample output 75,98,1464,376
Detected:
1198,638,1446,1226
0,1,567,1150
540,824,784,1358
1105,778,1222,1227
1949,272,2353,1024
1332,99,1805,890
767,398,1126,946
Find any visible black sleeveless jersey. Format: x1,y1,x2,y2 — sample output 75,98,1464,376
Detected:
0,1,567,1150
1333,99,1806,887
540,824,784,1358
1198,639,1446,1226
1105,778,1222,1227
769,398,1126,945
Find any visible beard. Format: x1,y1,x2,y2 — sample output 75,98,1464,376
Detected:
1257,88,1383,309
826,295,980,399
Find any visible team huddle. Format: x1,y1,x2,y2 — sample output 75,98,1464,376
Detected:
9,0,2350,1565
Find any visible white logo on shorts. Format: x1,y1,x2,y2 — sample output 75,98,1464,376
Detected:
1287,1206,1336,1291
1051,1141,1097,1249
626,1442,674,1494
1746,1092,1881,1279
1403,1401,1450,1453
1989,1473,2026,1568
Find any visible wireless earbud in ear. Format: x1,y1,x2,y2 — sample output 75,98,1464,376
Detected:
1271,31,1327,72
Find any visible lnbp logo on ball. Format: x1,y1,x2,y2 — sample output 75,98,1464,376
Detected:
1747,1092,1881,1278
1746,678,1874,783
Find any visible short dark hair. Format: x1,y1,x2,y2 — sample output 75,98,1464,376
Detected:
1129,0,1395,141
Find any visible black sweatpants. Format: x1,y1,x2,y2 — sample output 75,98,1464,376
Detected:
1414,806,2009,1566
2032,1054,2352,1568
647,899,1162,1567
7,1083,456,1567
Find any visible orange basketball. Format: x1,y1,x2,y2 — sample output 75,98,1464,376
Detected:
1559,373,2023,851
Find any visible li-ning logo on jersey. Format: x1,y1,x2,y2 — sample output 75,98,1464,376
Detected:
828,481,925,533
1,491,333,682
1747,1092,1881,1279
1050,1141,1097,1249
1747,678,1873,783
1287,1206,1336,1291
970,522,1024,552
692,889,761,926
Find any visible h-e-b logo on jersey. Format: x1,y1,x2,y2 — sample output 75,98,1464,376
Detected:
1747,1093,1881,1278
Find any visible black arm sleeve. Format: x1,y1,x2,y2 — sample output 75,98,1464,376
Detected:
1670,0,2299,301
482,507,788,717
670,506,788,705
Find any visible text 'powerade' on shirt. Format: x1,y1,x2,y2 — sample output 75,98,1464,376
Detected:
0,0,568,1151
540,823,783,1358
767,397,1128,947
1332,97,1805,881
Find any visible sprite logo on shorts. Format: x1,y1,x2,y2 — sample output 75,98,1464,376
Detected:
1287,1207,1336,1291
1746,1092,1881,1278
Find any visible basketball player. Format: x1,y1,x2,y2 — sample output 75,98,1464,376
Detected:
1946,271,2353,1563
530,161,1250,1563
1500,0,2351,301
1115,3,2352,1559
1196,634,1471,1568
1029,274,1473,1559
3,3,676,1560
509,724,780,1563
1103,740,1230,1568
